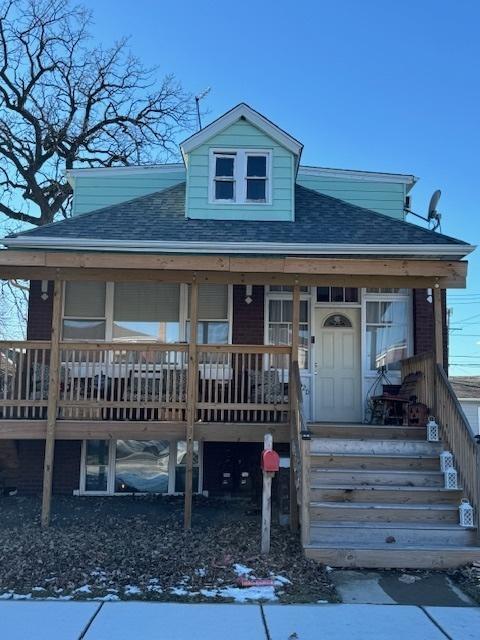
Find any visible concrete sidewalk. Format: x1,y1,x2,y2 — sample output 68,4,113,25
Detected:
1,601,479,639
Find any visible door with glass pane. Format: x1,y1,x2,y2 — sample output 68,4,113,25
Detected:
313,308,361,422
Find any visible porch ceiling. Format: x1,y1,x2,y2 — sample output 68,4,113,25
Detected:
0,250,468,288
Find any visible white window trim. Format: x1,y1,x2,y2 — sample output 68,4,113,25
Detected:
79,439,203,496
208,148,272,205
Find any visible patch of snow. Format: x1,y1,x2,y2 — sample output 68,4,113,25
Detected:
195,568,207,577
12,593,32,600
170,586,189,596
233,563,254,577
45,595,73,601
201,585,277,603
73,585,92,594
94,593,120,602
317,600,329,603
146,584,163,594
325,566,334,572
398,574,421,584
31,587,46,592
0,592,13,600
273,575,292,585
124,585,142,596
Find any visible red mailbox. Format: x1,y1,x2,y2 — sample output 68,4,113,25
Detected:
261,449,280,473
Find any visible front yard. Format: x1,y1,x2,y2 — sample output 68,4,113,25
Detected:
0,495,338,604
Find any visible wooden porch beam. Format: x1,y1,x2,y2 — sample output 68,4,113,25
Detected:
290,283,300,532
434,286,444,368
40,279,63,527
0,267,466,289
184,280,198,530
0,250,467,282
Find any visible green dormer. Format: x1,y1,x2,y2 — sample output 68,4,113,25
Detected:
180,103,303,221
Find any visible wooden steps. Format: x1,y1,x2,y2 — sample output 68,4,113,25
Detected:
302,422,480,569
310,502,459,524
304,544,480,569
311,453,439,471
309,521,476,546
310,486,464,505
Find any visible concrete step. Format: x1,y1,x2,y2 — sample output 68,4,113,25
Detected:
310,453,440,471
309,521,476,547
310,486,464,505
308,423,427,440
310,501,459,524
311,468,445,487
310,438,443,457
303,544,480,569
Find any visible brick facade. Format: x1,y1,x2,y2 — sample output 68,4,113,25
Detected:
412,288,448,369
16,440,82,495
232,285,265,344
27,280,54,340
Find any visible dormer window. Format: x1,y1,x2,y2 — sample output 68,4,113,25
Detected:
214,154,235,201
210,149,271,204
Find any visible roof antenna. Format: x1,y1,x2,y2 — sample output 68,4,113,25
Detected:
195,87,211,131
404,189,442,232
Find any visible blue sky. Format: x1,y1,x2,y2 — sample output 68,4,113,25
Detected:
7,0,480,372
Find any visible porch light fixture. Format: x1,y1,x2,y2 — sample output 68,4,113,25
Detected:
459,499,475,528
439,450,454,472
245,285,253,305
40,280,49,301
427,416,439,442
444,467,458,490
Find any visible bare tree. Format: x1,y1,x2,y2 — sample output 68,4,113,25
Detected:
0,0,194,227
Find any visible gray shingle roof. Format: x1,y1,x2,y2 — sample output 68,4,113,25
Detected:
9,183,467,248
450,377,480,400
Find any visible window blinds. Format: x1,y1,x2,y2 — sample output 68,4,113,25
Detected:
114,283,180,322
188,284,228,319
64,282,106,318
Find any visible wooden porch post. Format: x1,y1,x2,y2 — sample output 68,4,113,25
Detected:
41,279,63,527
433,286,444,368
184,280,199,530
290,282,300,531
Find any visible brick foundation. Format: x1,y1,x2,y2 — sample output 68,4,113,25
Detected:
16,440,81,496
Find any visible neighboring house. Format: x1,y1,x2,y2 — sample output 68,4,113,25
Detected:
0,103,479,568
451,377,480,435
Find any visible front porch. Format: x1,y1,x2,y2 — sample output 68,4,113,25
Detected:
0,250,473,560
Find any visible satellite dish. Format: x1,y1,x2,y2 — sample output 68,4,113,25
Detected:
428,190,441,220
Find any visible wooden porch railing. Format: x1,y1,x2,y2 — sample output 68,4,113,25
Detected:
402,352,480,534
0,341,292,423
0,341,51,419
290,360,311,544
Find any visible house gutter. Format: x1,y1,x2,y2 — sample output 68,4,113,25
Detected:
1,236,475,258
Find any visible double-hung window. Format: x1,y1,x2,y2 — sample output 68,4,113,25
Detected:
267,298,310,369
63,281,106,340
246,154,267,202
211,149,271,204
213,154,236,201
186,284,230,344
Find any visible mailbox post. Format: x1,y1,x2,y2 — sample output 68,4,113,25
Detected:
261,433,280,555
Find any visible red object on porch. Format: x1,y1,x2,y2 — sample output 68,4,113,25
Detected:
261,449,280,473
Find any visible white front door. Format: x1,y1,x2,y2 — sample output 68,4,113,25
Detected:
313,308,361,422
